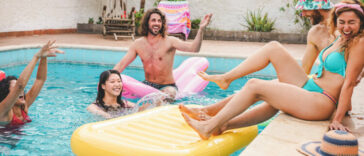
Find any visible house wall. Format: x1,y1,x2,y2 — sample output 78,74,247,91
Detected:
0,0,339,33
0,0,103,32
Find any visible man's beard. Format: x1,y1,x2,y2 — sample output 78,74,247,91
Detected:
149,27,160,36
310,10,323,25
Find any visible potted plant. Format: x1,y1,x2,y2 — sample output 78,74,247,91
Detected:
77,17,103,34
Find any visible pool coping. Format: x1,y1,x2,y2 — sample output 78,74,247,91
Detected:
1,44,363,155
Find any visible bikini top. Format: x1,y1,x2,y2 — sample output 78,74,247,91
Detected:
10,109,32,126
316,36,347,78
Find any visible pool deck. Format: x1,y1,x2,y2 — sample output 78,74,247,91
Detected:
1,33,363,155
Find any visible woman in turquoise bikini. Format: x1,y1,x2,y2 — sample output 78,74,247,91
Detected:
180,0,364,139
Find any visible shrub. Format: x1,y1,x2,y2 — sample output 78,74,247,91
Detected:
191,19,201,29
88,18,94,24
134,9,144,28
243,9,275,32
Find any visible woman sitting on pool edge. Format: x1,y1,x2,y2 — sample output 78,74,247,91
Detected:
180,0,364,139
0,41,64,126
87,70,149,118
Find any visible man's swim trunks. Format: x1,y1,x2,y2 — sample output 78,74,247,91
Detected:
142,80,178,90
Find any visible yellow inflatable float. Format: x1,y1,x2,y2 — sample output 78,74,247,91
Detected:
71,105,258,156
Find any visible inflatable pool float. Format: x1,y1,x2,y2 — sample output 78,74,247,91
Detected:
121,57,209,99
0,70,5,81
71,105,258,156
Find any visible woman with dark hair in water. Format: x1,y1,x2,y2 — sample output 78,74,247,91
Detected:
0,41,63,126
87,70,148,118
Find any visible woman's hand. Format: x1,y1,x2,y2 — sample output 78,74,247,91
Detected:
138,102,151,112
35,40,64,58
329,120,350,132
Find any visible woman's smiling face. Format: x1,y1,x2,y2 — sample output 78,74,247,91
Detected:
337,11,361,40
102,73,123,97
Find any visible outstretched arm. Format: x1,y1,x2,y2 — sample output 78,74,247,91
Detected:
0,55,39,119
330,38,364,131
0,41,63,119
25,58,47,108
25,41,64,108
171,14,212,52
113,43,138,73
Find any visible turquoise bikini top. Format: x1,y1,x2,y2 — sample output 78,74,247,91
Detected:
316,36,347,78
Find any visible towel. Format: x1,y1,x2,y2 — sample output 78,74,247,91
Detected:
158,1,191,39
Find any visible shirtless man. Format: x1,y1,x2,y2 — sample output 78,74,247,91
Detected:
297,0,334,74
113,8,212,99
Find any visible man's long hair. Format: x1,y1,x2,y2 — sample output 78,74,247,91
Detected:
139,8,168,37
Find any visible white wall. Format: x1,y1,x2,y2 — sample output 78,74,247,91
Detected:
188,0,300,33
0,0,103,32
0,0,331,33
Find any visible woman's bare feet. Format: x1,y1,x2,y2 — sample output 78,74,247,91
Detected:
178,104,211,121
181,113,212,140
197,71,231,90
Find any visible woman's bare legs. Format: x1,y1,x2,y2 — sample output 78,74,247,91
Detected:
181,42,335,139
179,95,233,120
182,79,335,139
198,41,307,90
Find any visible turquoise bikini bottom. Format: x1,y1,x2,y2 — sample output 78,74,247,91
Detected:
302,78,323,93
302,78,337,105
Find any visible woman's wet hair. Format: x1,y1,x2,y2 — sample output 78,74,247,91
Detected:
95,70,125,111
0,76,18,103
328,0,364,59
139,8,168,37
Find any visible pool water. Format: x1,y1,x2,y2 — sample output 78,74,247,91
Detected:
0,61,275,155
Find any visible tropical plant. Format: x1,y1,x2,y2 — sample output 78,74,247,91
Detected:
88,18,94,24
279,0,311,32
242,9,275,32
134,9,144,28
191,19,201,29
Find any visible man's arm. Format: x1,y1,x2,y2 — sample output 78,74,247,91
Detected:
301,29,320,75
171,14,212,52
113,43,138,73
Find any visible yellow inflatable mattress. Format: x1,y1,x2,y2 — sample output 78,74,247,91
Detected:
71,105,258,156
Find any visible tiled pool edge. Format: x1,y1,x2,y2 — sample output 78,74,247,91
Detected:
241,113,329,155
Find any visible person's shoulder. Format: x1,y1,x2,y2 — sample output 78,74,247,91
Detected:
308,24,327,35
87,103,99,111
133,37,146,44
353,36,364,51
349,36,364,57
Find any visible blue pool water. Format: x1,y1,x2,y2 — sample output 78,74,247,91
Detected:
0,48,276,155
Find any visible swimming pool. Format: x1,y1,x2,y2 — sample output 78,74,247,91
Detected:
0,46,276,155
